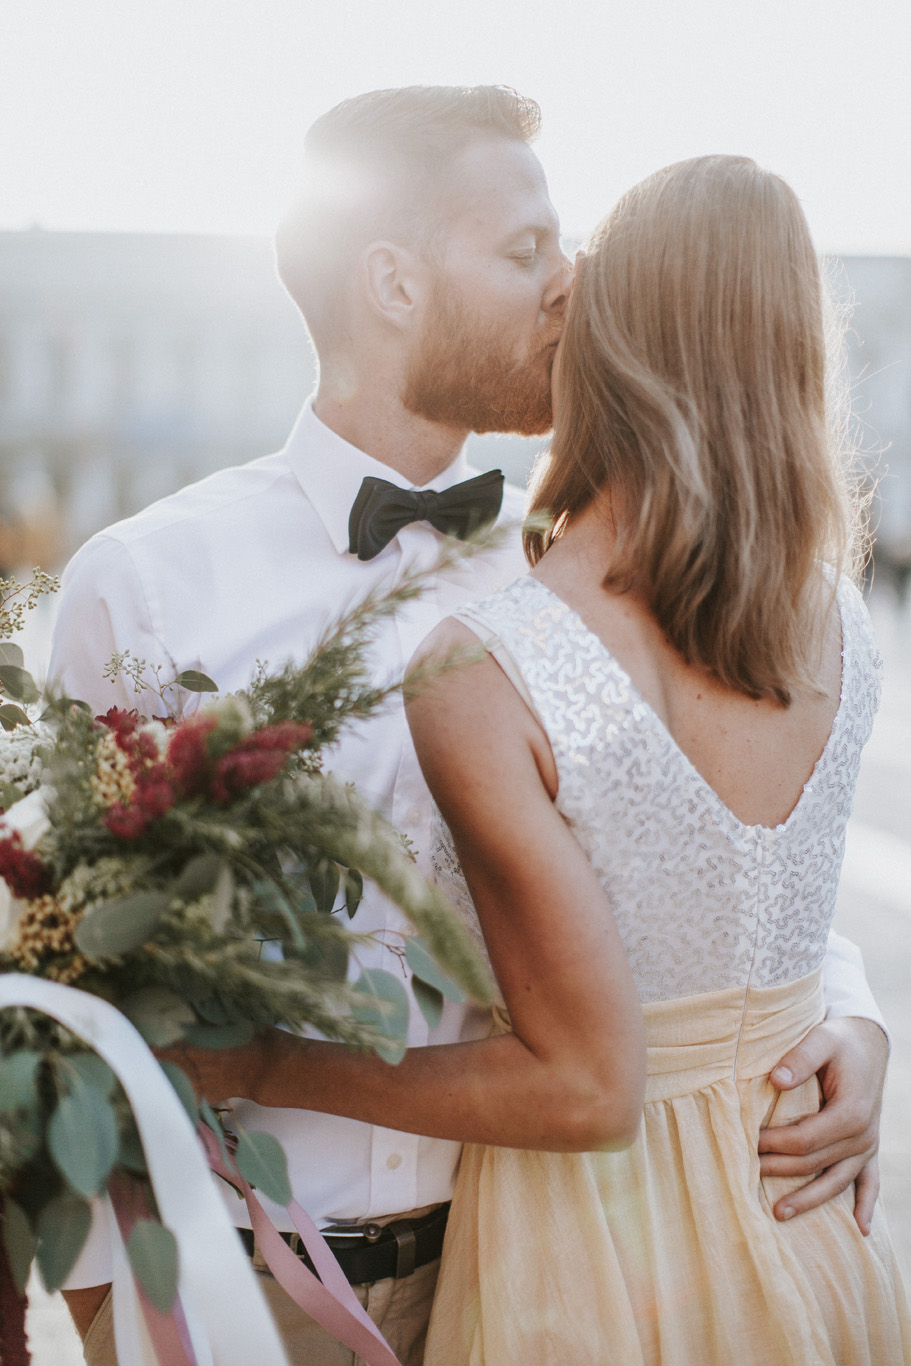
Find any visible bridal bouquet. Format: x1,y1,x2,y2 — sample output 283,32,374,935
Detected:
0,560,491,1359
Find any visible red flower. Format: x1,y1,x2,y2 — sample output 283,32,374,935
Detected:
210,722,312,803
136,731,161,763
102,803,150,841
0,833,54,899
212,748,285,802
133,769,177,820
256,721,314,752
166,716,218,796
96,708,140,742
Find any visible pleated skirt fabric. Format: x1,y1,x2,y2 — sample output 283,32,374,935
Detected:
425,972,910,1365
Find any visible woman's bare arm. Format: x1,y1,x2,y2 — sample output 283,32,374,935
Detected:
167,621,646,1152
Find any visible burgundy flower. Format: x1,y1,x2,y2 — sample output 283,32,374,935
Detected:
0,833,54,899
136,731,161,763
103,802,150,841
212,747,287,802
210,722,314,803
255,721,314,752
97,707,140,742
166,716,218,796
133,771,177,821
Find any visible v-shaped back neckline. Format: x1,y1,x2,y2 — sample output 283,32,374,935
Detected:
521,575,848,838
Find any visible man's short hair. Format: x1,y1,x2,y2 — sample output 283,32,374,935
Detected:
275,85,541,348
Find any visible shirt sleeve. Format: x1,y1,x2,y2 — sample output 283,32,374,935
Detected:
47,534,177,716
822,928,889,1040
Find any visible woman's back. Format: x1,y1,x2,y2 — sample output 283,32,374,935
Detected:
426,569,910,1365
445,569,878,1004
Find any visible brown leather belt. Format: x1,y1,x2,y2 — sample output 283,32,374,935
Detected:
239,1202,450,1285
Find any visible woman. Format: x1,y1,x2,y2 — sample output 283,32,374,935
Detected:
187,155,908,1361
407,155,910,1362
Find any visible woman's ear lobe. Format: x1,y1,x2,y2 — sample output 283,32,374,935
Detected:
362,241,421,329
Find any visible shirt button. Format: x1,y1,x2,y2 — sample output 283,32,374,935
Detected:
407,807,421,825
386,1153,402,1171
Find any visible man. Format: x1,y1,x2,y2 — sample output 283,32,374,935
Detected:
52,86,888,1365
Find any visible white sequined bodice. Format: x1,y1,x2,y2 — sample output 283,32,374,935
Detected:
431,574,881,1005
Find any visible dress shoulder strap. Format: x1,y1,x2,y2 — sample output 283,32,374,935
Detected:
453,604,543,724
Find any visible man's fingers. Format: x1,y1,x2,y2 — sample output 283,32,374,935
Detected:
758,1134,875,1179
770,1153,869,1222
769,1030,833,1091
758,1107,874,1161
853,1157,881,1236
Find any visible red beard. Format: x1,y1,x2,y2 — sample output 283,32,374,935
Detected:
403,287,556,436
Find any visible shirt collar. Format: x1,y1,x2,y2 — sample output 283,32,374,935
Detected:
284,399,473,556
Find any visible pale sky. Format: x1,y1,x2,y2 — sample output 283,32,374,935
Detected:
2,0,910,254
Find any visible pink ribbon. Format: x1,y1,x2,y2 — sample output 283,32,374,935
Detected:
107,1173,199,1366
199,1125,403,1366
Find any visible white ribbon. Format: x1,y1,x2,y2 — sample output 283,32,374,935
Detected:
0,975,290,1366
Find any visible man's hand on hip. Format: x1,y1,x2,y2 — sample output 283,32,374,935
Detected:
758,1015,887,1234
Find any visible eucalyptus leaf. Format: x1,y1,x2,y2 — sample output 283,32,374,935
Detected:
309,860,341,914
75,890,170,959
35,1193,92,1291
120,985,195,1047
127,1219,180,1312
405,937,467,1003
176,670,219,694
0,664,40,705
118,1118,148,1175
0,704,30,731
0,1051,41,1112
352,968,410,1063
184,1020,254,1050
293,881,318,917
1,1197,37,1294
199,1100,240,1192
412,978,444,1030
285,930,349,984
0,642,24,667
373,1038,407,1065
63,1052,117,1099
344,868,364,918
173,851,223,901
233,1126,292,1206
47,1079,120,1198
39,696,92,720
248,875,309,944
159,1061,199,1126
192,994,235,1025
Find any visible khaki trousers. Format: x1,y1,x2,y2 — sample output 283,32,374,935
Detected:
80,1257,440,1366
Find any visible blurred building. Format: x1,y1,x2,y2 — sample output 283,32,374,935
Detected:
0,230,312,566
0,230,907,575
834,257,911,593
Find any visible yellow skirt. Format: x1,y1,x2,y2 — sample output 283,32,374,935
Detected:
425,973,910,1365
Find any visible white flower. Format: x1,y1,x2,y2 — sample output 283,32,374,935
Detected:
0,724,49,795
0,788,52,952
1,788,51,848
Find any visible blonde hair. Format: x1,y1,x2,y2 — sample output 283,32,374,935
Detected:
526,155,864,706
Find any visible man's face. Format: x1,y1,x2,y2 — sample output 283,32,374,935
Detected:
403,138,570,436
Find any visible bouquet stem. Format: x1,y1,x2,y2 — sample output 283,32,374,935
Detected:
0,1198,30,1366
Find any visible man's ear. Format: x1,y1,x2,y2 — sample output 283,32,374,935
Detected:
362,241,425,331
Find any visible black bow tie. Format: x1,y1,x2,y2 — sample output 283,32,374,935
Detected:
347,469,505,562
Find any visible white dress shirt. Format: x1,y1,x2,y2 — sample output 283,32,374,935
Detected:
49,400,884,1288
